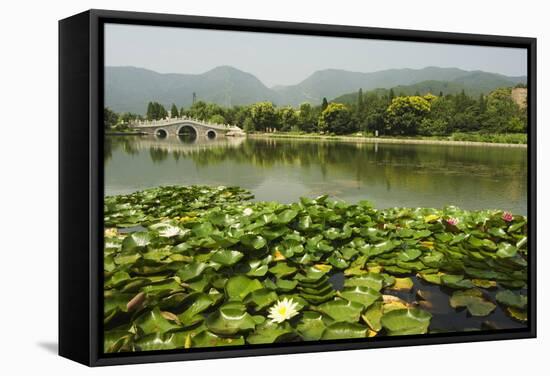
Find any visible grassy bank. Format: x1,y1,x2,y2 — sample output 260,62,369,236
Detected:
247,131,527,147
103,185,528,352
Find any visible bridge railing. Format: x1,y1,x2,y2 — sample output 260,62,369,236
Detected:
130,116,242,131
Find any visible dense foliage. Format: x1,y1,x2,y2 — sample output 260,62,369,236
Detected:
104,185,528,352
104,86,526,140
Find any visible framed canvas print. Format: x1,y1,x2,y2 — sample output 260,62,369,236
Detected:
59,9,536,366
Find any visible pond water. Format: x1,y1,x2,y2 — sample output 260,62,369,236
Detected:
105,135,527,215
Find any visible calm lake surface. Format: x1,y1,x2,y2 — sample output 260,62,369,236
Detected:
105,135,527,215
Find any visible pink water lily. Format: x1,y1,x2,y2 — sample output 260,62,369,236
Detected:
446,218,459,226
502,211,514,222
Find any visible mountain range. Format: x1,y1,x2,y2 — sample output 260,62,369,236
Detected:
105,65,526,114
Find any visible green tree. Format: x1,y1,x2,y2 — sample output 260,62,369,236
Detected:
321,97,329,111
104,107,118,129
482,88,525,132
209,114,226,124
170,103,179,118
277,106,299,131
297,103,317,133
318,103,353,135
146,102,167,120
385,96,431,135
250,102,278,131
357,88,364,111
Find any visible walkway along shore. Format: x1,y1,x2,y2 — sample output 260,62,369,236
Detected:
248,133,527,148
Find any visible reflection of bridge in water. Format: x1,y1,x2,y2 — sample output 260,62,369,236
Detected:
129,117,246,139
124,134,247,154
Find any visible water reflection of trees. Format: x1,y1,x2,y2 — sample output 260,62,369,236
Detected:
105,136,527,210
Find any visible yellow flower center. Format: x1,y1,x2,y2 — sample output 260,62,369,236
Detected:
278,307,287,316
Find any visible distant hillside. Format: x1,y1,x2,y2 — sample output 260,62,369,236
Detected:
105,65,526,114
105,66,280,114
332,73,526,104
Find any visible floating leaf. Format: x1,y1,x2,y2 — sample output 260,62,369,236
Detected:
240,234,267,250
387,277,413,292
496,243,518,258
506,307,527,322
362,302,383,332
245,289,279,311
210,249,244,266
177,262,208,281
496,290,527,309
121,232,151,252
247,321,294,344
440,274,475,289
380,308,432,335
205,303,257,335
225,275,263,300
192,331,245,348
296,311,326,341
269,262,297,278
317,299,364,322
134,307,181,335
344,273,385,291
321,322,368,340
339,286,381,308
449,289,496,316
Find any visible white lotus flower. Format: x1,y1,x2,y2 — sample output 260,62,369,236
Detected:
243,207,254,216
268,298,300,323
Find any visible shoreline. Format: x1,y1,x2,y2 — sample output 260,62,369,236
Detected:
247,132,527,148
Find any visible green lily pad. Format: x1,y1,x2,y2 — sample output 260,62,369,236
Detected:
450,289,496,316
269,262,297,278
134,307,181,335
296,311,327,341
380,308,432,335
321,322,369,340
362,302,383,332
205,303,257,335
210,249,244,266
121,232,151,252
240,234,267,250
496,289,527,309
192,331,245,348
398,248,422,262
245,289,278,311
496,243,518,258
317,299,364,322
247,321,294,344
339,286,381,308
344,273,385,291
387,277,414,292
440,274,475,289
225,275,264,300
177,262,208,282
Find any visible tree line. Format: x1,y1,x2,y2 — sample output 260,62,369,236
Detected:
105,86,527,136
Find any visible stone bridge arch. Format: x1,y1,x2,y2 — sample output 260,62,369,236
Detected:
176,123,199,138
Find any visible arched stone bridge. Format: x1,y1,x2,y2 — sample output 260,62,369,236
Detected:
129,117,245,139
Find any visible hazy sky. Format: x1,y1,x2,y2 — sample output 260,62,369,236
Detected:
105,23,527,87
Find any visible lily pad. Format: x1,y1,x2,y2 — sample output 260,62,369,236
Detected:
225,275,264,301
317,299,364,323
496,290,527,309
339,286,381,308
205,303,257,335
344,273,385,291
210,249,244,266
192,331,245,348
449,289,496,316
321,322,369,340
380,308,432,335
247,321,294,344
296,311,327,341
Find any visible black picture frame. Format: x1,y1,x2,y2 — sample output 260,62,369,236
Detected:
59,9,537,367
